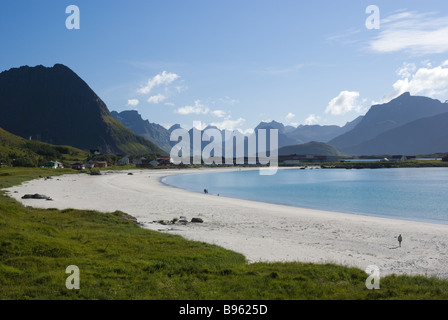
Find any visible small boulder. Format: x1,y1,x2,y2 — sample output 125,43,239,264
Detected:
22,194,52,200
191,218,204,223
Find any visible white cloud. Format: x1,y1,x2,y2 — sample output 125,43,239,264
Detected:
175,100,210,115
390,61,448,100
210,118,246,131
147,94,166,104
239,128,254,135
325,91,362,115
192,121,208,130
304,114,321,125
138,71,180,94
397,62,416,79
326,28,362,45
126,99,139,107
175,85,187,94
380,11,413,24
421,60,433,68
285,112,298,126
218,96,240,105
368,11,448,54
211,110,227,118
372,61,448,104
393,65,448,97
164,102,175,107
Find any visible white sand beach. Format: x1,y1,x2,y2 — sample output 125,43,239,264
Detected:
5,168,448,279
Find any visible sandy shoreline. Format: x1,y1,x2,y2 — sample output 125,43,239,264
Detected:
5,167,448,279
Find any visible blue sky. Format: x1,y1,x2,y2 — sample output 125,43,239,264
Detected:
1,0,448,131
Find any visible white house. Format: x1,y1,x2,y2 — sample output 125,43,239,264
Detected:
119,157,130,165
42,161,64,169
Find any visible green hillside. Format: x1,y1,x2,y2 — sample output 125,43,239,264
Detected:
0,127,88,167
278,141,345,157
101,115,168,156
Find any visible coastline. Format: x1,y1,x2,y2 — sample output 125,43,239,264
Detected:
5,167,448,279
161,167,448,227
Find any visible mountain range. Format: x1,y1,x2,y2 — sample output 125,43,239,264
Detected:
1,64,448,158
111,110,363,156
109,111,348,158
339,108,448,155
329,92,448,155
111,92,448,157
111,110,172,153
254,117,363,147
0,64,166,156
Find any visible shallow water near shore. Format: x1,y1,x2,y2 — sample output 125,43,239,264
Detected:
163,167,448,225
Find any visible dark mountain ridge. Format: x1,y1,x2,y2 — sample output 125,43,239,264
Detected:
342,111,448,155
0,64,166,156
111,110,172,153
329,92,448,153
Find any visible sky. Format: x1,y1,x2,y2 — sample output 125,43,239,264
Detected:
1,0,448,132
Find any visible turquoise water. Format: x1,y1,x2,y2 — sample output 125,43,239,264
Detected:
162,168,448,225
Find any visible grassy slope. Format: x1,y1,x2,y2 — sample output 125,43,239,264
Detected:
1,167,448,300
102,115,168,156
279,142,346,157
0,127,88,167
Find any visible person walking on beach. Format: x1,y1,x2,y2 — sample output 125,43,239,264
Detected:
398,234,402,247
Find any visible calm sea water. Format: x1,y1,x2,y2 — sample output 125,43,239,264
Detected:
162,168,448,225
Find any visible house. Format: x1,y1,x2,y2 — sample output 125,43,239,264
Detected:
118,157,130,165
43,161,64,169
92,161,108,168
71,163,86,170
